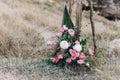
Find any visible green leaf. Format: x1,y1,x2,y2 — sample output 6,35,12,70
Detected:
62,5,74,29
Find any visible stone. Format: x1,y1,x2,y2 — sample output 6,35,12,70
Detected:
109,39,120,51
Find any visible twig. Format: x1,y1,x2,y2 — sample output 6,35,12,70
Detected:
88,0,97,53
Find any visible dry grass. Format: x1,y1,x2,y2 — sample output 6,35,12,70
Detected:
0,0,120,80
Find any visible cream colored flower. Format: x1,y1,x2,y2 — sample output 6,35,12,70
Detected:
60,40,69,49
73,44,82,52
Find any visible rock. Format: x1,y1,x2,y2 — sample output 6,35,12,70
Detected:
95,22,105,33
109,39,120,51
82,0,89,7
113,21,120,29
95,22,104,28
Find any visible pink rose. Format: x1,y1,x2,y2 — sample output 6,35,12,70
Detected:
57,31,63,36
71,56,77,60
69,49,79,60
57,53,63,59
47,40,56,48
60,27,65,32
68,29,75,36
51,58,56,63
75,40,80,44
69,49,77,57
55,57,59,63
51,57,59,63
76,52,79,57
66,58,72,63
89,48,94,56
79,52,85,59
77,60,84,64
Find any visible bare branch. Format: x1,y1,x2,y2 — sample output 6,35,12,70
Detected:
88,0,97,53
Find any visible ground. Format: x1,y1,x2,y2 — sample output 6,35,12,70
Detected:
0,0,120,80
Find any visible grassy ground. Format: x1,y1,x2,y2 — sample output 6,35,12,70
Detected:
0,0,120,80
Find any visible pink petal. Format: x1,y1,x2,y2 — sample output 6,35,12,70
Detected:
50,40,56,48
57,32,63,36
60,27,65,32
69,49,76,57
63,25,68,30
79,52,85,59
57,54,63,59
66,58,72,63
75,40,80,44
77,60,84,64
68,29,75,36
76,53,79,57
55,57,59,63
51,58,56,63
71,56,76,60
89,48,94,56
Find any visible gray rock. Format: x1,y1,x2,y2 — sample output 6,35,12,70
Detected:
109,39,120,51
82,0,89,7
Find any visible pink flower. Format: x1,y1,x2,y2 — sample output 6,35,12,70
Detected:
51,58,56,63
55,57,59,63
66,58,72,63
57,53,63,59
60,27,65,32
76,52,79,57
71,56,77,60
89,48,94,56
51,57,59,63
69,49,77,57
75,40,80,44
63,25,68,30
47,40,56,48
79,52,85,59
77,60,84,64
69,49,79,60
68,29,75,36
57,31,63,36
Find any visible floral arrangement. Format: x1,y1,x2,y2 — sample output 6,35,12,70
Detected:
47,6,95,70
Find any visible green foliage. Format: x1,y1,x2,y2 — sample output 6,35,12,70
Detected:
62,5,74,29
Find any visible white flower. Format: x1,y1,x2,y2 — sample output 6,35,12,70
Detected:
60,40,69,49
47,41,51,45
73,44,82,52
86,63,90,67
63,25,68,30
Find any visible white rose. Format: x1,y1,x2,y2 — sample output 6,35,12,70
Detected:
60,40,69,49
73,44,82,52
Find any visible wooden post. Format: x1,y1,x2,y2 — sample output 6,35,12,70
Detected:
68,0,74,16
76,0,82,31
88,0,97,53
